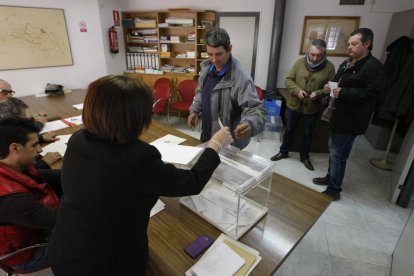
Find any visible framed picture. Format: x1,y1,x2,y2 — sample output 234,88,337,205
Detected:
300,16,360,56
0,5,73,70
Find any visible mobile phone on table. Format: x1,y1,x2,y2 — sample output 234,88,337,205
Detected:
184,234,215,259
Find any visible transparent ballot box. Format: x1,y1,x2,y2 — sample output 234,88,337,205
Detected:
180,146,274,240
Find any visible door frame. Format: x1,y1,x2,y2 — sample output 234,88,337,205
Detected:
216,12,260,80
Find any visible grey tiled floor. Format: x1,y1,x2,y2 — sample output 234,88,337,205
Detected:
4,115,411,276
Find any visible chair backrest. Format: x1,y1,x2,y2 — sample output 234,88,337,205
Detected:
177,80,197,103
153,77,170,90
152,83,170,114
0,243,49,275
255,85,264,101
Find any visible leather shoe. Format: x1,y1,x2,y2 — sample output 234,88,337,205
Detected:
301,159,314,171
313,176,329,185
270,152,287,161
322,189,340,201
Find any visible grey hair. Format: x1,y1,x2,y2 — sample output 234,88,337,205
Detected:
312,39,327,50
204,27,231,51
0,97,28,120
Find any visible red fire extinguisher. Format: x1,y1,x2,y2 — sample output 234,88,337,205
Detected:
108,26,119,54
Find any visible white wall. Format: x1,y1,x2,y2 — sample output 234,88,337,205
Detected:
0,0,108,96
97,0,128,75
279,0,392,86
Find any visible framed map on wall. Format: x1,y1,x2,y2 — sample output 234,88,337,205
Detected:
0,6,73,70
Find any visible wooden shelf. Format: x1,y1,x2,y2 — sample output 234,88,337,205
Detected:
122,9,215,92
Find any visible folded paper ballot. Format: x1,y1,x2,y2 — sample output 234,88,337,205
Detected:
186,234,261,276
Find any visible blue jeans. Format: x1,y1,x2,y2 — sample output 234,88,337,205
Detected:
327,131,356,193
280,107,318,160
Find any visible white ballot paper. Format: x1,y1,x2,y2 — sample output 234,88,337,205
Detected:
328,81,338,97
40,120,69,134
190,242,245,276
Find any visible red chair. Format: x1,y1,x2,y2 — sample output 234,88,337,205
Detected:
153,77,170,90
255,85,264,101
0,243,49,276
152,83,171,125
170,79,197,120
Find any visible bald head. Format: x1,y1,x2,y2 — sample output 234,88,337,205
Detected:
0,79,13,101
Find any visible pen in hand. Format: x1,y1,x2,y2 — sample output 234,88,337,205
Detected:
218,118,232,149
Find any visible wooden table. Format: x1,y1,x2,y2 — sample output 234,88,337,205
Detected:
20,90,331,275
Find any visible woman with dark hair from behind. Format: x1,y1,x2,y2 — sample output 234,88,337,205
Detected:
48,75,232,275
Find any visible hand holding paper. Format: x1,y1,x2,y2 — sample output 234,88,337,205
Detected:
328,81,338,98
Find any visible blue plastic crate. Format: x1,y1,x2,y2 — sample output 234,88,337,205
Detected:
263,99,281,116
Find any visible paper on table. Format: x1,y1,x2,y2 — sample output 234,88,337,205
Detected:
62,115,83,126
150,134,186,145
151,143,203,166
186,233,261,276
150,199,165,217
222,240,257,276
190,242,245,276
40,120,69,134
55,134,72,144
41,142,67,156
328,81,338,97
72,103,84,110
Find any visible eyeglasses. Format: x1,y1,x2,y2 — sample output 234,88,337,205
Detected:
0,90,15,95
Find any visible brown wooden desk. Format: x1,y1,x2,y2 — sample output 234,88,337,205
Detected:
20,90,331,275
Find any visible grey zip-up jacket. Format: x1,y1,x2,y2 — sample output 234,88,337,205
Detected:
190,56,265,149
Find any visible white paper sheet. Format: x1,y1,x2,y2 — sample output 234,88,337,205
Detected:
150,199,165,217
150,134,186,145
190,243,245,276
186,233,262,276
55,134,72,144
41,142,67,156
72,103,84,110
151,143,203,165
329,81,338,97
62,115,83,126
40,120,69,134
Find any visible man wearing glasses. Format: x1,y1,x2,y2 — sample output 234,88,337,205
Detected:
0,79,15,101
270,39,335,171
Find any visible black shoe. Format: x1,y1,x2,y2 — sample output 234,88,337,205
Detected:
270,152,288,161
301,159,314,171
322,189,340,201
313,176,329,185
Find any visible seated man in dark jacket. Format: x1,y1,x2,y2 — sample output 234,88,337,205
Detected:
0,117,60,272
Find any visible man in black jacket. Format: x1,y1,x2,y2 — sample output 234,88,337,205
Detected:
313,28,387,201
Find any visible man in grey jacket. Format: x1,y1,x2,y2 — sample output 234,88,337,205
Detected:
188,27,265,149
